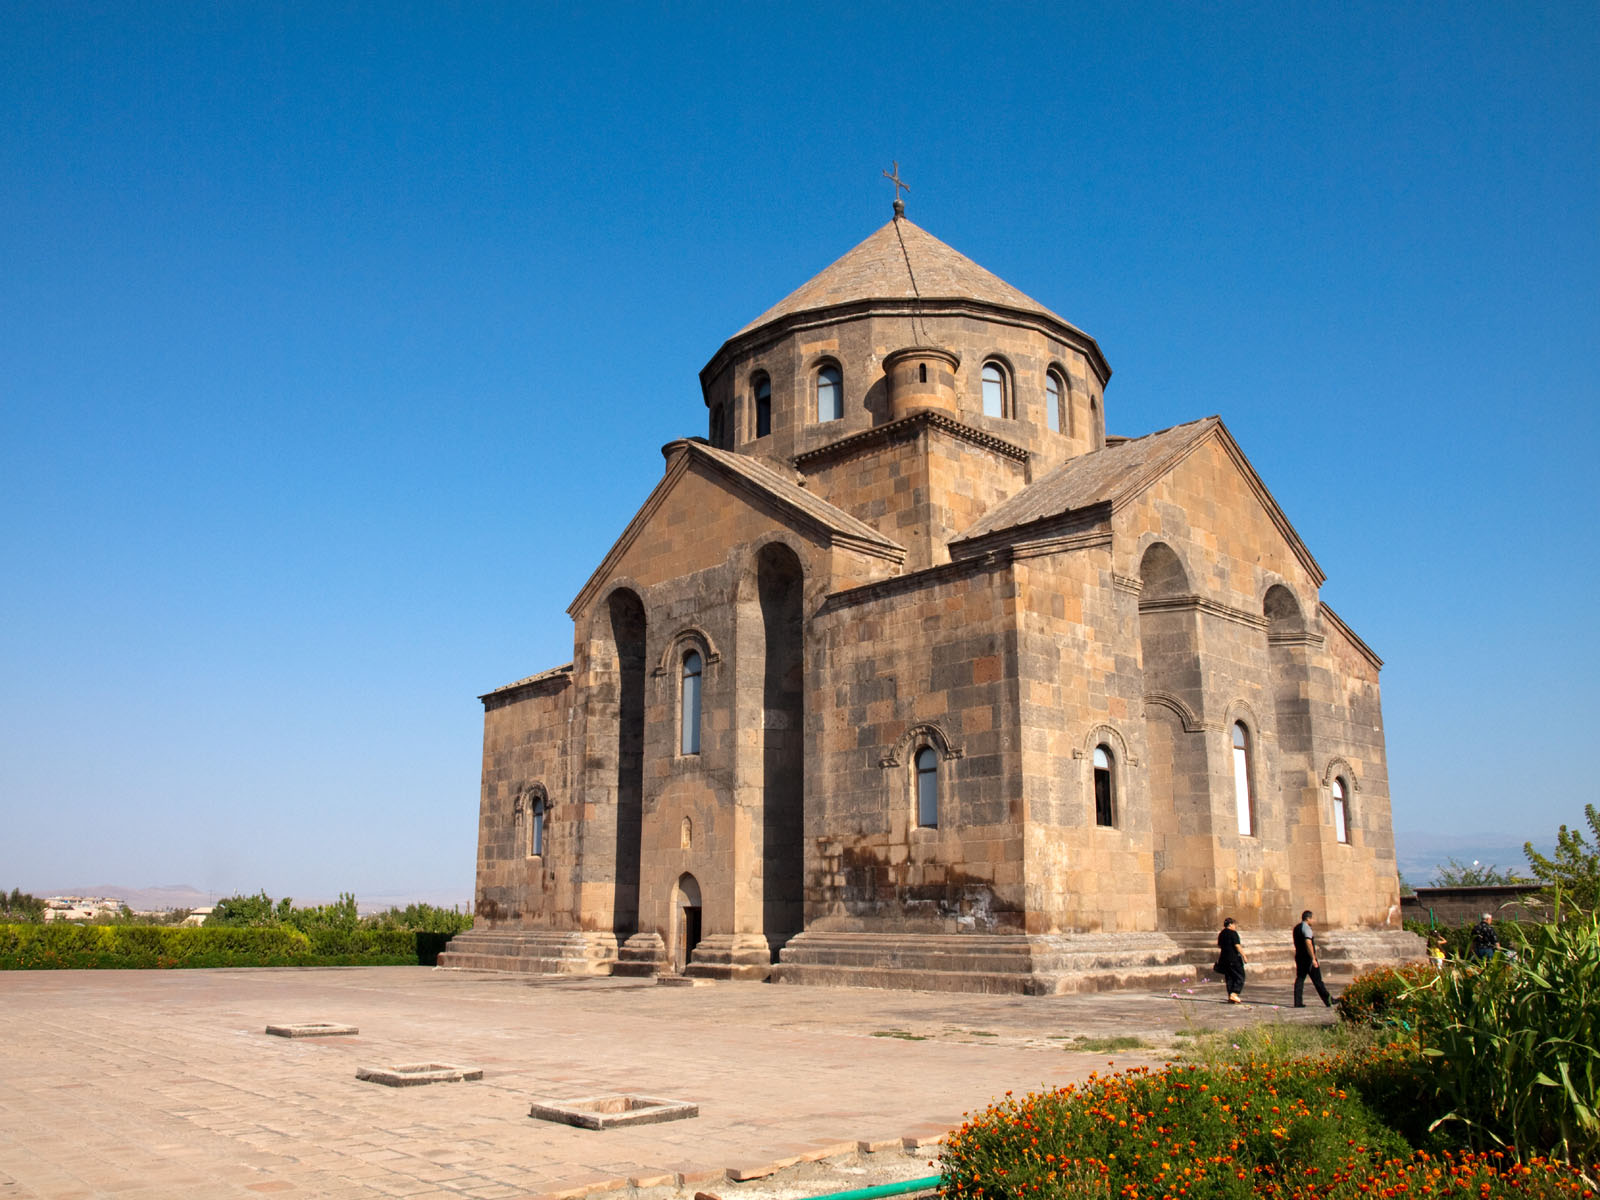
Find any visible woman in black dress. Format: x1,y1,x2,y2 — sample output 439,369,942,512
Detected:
1216,917,1246,1003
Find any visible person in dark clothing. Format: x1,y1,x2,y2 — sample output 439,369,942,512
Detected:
1216,917,1246,1003
1470,913,1499,961
1292,909,1333,1008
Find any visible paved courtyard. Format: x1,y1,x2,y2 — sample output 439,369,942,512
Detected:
0,966,1336,1200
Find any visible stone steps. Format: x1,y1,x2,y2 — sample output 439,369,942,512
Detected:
774,929,1423,995
436,929,617,976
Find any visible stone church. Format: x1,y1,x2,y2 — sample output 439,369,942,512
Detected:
440,205,1413,991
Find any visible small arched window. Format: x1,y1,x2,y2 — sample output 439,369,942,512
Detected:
1232,722,1255,836
1046,371,1063,434
680,650,703,755
1092,745,1115,827
754,374,771,439
1333,777,1350,844
816,364,843,422
530,795,546,856
982,361,1008,418
1090,395,1103,447
915,747,939,828
709,403,726,448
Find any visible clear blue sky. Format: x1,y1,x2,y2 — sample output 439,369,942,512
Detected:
2,3,1595,903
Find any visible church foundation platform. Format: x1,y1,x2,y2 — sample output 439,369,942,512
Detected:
439,927,1422,992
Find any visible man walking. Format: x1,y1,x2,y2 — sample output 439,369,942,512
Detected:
1470,913,1499,962
1292,909,1333,1008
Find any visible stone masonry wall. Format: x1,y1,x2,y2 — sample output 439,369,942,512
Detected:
477,675,573,927
806,556,1025,933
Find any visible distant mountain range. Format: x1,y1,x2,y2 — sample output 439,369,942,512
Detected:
46,883,473,914
1394,831,1548,886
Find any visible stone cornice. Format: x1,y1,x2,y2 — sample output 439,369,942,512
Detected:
820,553,1010,614
1138,594,1270,631
949,503,1112,562
793,410,1029,471
479,664,574,708
1319,602,1384,670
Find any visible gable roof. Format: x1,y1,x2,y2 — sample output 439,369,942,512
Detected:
567,439,904,617
954,416,1326,585
733,218,1080,338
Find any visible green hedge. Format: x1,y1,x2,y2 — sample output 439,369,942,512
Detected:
0,923,433,969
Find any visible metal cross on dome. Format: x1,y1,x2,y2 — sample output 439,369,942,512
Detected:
883,162,910,216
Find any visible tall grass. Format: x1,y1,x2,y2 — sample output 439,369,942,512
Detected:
1405,906,1600,1164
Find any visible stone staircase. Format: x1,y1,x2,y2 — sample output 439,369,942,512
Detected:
435,929,618,975
438,924,1424,995
773,928,1424,995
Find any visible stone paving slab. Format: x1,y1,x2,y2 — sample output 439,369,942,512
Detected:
0,965,1335,1199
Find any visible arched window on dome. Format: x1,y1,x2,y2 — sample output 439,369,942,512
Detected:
680,650,703,756
982,361,1010,419
1090,394,1103,448
1232,722,1256,837
754,373,771,438
709,403,725,448
816,363,843,423
1046,369,1065,434
1092,745,1116,827
915,746,940,828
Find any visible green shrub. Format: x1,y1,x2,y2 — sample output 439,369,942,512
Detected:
1405,909,1600,1165
0,923,423,969
1337,964,1436,1026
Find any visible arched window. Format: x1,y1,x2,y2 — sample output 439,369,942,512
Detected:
1090,395,1102,447
1092,745,1115,827
1046,370,1063,434
680,650,703,755
1332,777,1350,844
1232,722,1255,836
530,795,546,856
754,374,771,439
982,361,1008,418
915,746,939,828
816,364,843,422
709,403,725,448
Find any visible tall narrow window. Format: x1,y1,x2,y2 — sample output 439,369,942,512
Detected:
1046,371,1062,434
1090,395,1102,447
1092,746,1115,827
982,362,1006,418
1333,777,1350,843
680,650,703,755
754,375,771,438
1232,722,1255,836
915,747,939,828
817,364,842,422
710,403,725,448
531,795,546,856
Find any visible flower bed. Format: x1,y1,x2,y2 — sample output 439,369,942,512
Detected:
940,1047,1597,1200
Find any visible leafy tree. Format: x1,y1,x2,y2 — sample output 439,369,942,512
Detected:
1397,871,1415,897
1,887,46,923
366,902,473,935
1524,803,1600,913
206,891,281,926
1430,857,1527,886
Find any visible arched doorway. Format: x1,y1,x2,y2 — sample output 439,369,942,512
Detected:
673,873,703,973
